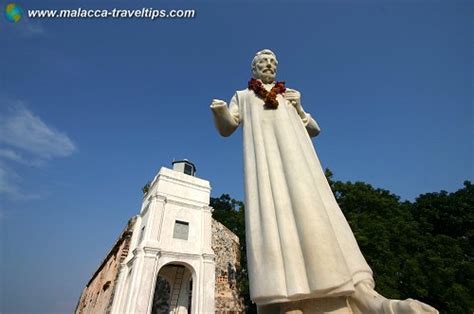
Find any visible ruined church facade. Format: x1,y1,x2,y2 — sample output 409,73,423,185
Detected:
75,161,245,314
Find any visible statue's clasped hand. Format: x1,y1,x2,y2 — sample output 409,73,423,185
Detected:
285,88,306,119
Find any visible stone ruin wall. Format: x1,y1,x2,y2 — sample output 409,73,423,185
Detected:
75,217,137,314
212,219,246,314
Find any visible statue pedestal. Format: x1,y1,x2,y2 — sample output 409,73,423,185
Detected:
257,284,440,314
258,297,352,314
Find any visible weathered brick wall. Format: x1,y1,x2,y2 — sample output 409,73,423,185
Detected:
75,217,137,314
212,219,246,314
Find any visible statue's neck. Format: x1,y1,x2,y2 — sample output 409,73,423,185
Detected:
256,79,276,90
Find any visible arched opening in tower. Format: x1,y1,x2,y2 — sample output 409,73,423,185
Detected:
151,264,194,314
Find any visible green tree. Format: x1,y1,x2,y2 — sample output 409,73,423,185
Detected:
410,181,474,312
142,181,151,194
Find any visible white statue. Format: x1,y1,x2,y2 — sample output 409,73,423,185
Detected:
210,49,438,314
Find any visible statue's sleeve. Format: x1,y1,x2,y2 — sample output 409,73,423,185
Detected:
210,94,240,137
286,87,320,137
301,112,321,137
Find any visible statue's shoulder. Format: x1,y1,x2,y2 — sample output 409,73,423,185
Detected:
235,88,251,98
285,87,300,93
236,88,249,94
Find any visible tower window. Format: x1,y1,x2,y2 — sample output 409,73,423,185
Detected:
184,163,193,175
173,220,189,240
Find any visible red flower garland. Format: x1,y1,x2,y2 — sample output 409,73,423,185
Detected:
248,78,286,109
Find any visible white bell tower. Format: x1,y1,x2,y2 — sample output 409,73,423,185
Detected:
111,160,216,314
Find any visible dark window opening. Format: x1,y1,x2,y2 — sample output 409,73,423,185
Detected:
173,220,189,240
184,163,193,175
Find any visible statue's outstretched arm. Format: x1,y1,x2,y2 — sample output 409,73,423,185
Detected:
210,94,240,137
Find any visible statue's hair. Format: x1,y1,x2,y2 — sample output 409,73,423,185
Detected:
252,49,278,73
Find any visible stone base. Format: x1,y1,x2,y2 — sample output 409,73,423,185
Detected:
256,286,439,314
258,297,352,314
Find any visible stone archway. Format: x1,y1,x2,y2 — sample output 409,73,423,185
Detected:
151,263,194,314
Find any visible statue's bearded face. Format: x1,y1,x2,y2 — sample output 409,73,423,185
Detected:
253,54,277,84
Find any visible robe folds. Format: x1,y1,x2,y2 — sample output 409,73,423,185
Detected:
211,86,374,305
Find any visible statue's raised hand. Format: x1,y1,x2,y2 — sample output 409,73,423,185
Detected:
210,97,239,137
210,99,227,108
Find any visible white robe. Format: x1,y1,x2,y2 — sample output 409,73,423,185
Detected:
211,85,373,305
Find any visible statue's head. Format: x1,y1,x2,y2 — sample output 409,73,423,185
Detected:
252,49,278,84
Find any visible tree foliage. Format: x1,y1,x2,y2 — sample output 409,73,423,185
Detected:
210,174,473,313
142,181,151,194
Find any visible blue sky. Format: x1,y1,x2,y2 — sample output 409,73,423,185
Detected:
1,0,472,312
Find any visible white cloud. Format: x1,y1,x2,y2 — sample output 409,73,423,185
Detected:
0,105,77,159
0,102,77,200
0,148,39,166
0,163,43,201
0,164,18,196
